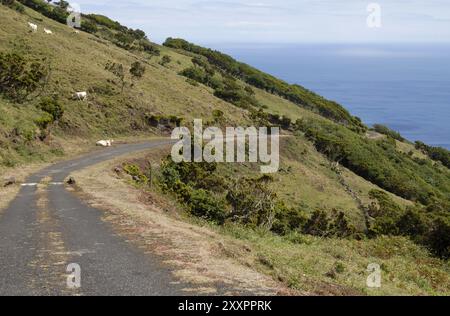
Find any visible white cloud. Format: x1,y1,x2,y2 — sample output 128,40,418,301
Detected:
72,0,450,44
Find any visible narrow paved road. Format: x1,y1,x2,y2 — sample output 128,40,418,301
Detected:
0,140,191,296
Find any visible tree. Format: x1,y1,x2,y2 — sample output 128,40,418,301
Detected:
105,62,125,93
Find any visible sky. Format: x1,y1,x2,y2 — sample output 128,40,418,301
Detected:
73,0,450,44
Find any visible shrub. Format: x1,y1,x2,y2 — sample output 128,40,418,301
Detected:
130,61,146,80
415,141,450,169
303,210,330,237
373,124,405,141
226,177,277,229
123,163,148,184
188,189,227,224
141,42,160,56
330,211,356,238
34,112,53,130
158,159,227,224
160,55,172,66
1,0,25,12
397,207,429,240
37,97,64,121
427,217,450,259
212,109,224,123
367,190,403,236
163,38,365,129
80,19,98,33
298,119,449,206
0,51,48,102
272,204,308,235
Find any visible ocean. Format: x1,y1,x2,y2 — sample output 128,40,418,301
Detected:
211,43,450,149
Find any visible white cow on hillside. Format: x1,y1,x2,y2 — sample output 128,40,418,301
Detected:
74,91,87,101
44,28,53,35
28,22,38,32
96,140,114,147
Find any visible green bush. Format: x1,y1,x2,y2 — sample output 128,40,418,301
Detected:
188,189,227,224
80,19,98,33
160,55,172,66
1,0,25,12
18,0,68,23
0,51,48,102
141,42,161,56
34,112,53,130
298,118,449,207
272,204,308,235
37,97,64,121
123,163,148,184
373,124,405,141
130,61,146,80
303,210,330,237
427,218,450,259
397,208,429,240
164,38,365,130
158,159,227,224
415,141,450,169
367,190,406,237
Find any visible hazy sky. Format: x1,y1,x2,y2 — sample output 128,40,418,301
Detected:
73,0,450,44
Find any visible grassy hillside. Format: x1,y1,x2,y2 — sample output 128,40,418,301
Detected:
1,1,450,294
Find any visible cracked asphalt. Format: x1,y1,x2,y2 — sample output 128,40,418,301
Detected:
0,140,191,296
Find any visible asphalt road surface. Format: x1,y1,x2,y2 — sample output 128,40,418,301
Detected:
0,140,193,296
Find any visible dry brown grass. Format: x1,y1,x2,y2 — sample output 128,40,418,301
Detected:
70,149,291,296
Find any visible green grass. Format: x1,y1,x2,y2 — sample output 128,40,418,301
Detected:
0,6,439,216
216,224,450,296
1,3,449,295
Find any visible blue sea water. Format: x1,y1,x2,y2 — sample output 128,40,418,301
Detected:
211,43,450,149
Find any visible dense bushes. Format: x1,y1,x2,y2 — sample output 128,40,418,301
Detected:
0,51,48,102
427,218,450,259
297,118,450,207
37,97,64,121
1,0,25,12
157,157,356,238
18,0,69,23
145,114,182,128
213,78,260,109
302,210,355,238
180,58,260,109
159,159,228,224
415,141,450,169
164,38,365,130
367,189,450,259
17,0,155,54
373,124,405,141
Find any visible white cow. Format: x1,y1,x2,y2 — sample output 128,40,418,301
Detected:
96,140,114,147
74,91,87,101
28,22,38,32
44,28,53,35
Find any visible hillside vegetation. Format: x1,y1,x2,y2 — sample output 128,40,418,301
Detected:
1,1,449,295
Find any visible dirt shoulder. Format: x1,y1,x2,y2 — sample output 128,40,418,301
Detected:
69,147,295,296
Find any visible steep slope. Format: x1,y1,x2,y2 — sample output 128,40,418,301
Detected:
1,2,449,261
